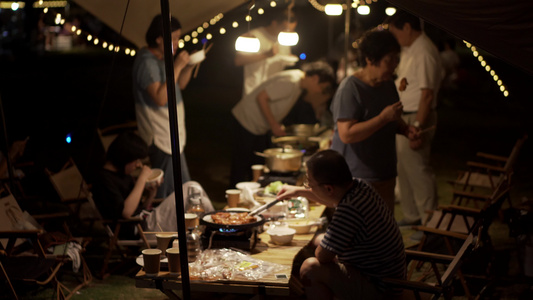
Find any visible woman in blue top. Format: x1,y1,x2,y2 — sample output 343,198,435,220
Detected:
330,29,417,211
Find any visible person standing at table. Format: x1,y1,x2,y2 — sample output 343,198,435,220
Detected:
235,6,299,96
230,61,336,186
276,149,406,299
387,11,443,234
329,29,416,212
133,15,196,198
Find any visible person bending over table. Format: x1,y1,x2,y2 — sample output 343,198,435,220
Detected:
92,131,214,238
276,149,405,299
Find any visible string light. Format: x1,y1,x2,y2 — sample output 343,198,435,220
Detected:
33,2,280,58
464,41,509,97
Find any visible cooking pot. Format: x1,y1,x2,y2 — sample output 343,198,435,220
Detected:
271,136,319,153
285,123,328,137
255,148,303,173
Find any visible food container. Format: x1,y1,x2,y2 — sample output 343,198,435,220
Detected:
145,168,164,187
188,49,205,65
286,218,320,234
256,148,303,173
266,227,296,245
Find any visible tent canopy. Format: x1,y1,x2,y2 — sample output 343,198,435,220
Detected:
387,0,533,74
73,0,533,74
73,0,246,48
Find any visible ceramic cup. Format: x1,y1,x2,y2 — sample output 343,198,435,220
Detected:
142,248,162,276
225,189,241,208
155,233,174,257
184,213,199,229
166,248,181,276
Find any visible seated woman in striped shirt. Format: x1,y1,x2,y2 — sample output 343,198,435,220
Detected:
276,149,405,299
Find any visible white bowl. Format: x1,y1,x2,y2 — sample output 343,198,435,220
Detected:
267,227,296,245
146,168,164,187
236,181,261,190
188,50,205,65
287,220,317,234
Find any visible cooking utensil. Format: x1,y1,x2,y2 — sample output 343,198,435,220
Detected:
255,148,303,173
249,199,282,216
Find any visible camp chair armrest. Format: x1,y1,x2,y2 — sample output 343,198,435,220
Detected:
452,190,493,201
412,226,469,240
405,250,454,264
32,212,71,221
475,152,508,162
0,229,44,238
438,204,482,215
466,161,506,172
381,277,443,294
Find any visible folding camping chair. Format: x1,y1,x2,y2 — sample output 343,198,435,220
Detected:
0,186,92,300
406,181,510,298
450,134,527,198
97,121,138,152
383,232,478,300
45,157,155,278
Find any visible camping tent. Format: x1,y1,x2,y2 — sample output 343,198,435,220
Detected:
74,0,533,74
72,0,246,48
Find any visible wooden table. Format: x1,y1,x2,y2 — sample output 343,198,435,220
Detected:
135,204,326,299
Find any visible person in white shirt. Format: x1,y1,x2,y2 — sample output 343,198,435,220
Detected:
387,11,444,239
230,61,335,186
234,6,299,96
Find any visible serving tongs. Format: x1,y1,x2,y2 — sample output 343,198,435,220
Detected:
248,199,282,216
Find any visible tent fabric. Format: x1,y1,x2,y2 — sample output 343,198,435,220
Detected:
387,0,533,74
72,0,246,48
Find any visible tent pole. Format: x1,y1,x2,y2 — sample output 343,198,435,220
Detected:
159,1,191,299
343,0,351,78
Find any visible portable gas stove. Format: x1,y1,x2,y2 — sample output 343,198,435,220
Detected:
258,170,303,186
200,212,266,251
201,226,260,251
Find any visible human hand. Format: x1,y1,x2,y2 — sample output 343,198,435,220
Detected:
174,50,190,69
138,165,153,181
408,125,422,150
380,101,403,123
276,184,303,201
271,124,287,137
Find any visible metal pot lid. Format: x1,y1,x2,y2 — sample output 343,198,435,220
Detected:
263,148,304,158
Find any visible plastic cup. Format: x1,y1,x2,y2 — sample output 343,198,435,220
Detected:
225,189,241,208
155,233,174,257
142,249,162,276
166,248,181,276
184,213,199,229
251,164,264,182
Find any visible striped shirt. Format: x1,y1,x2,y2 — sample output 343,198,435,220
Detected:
320,179,406,291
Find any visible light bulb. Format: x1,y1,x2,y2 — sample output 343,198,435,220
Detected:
235,36,260,53
325,4,342,16
278,31,299,46
357,5,370,15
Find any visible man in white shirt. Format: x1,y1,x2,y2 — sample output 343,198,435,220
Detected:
234,6,299,96
387,11,443,238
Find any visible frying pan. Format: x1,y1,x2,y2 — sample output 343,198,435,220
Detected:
200,210,266,231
